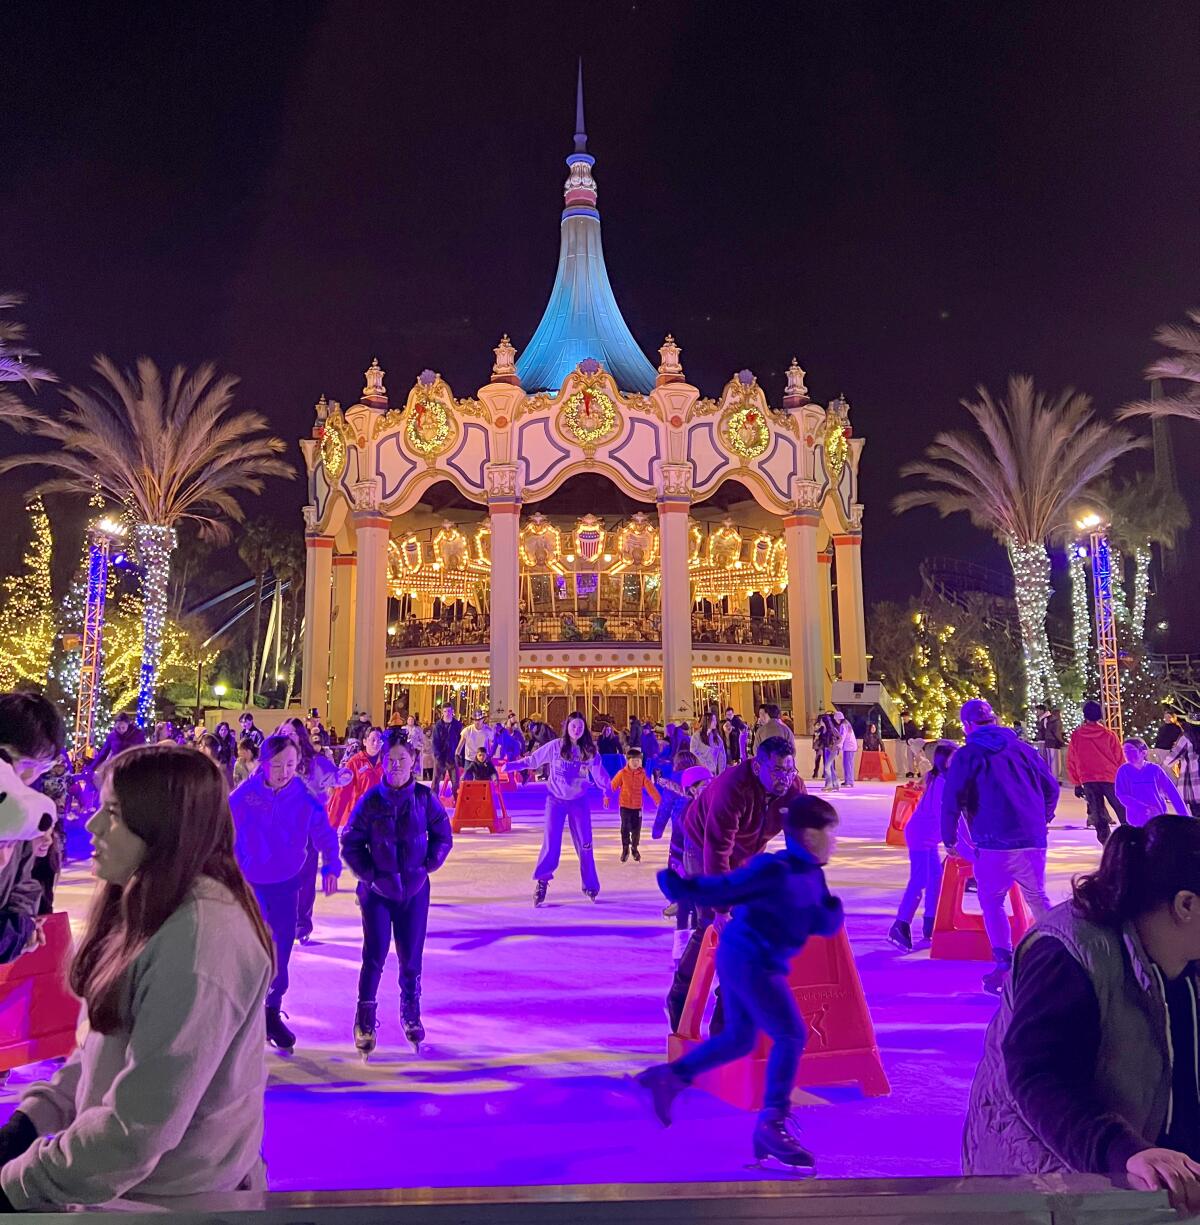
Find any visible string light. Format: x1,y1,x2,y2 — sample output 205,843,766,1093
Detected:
725,404,770,459
1131,544,1151,642
1007,539,1063,713
1109,546,1128,624
134,524,177,728
0,497,55,690
406,397,452,455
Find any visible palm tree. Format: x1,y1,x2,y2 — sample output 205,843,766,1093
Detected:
0,357,293,725
0,293,55,414
894,375,1143,712
1122,308,1200,422
1096,473,1190,641
238,518,277,706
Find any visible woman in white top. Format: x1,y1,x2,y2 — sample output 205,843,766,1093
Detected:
689,711,728,776
0,744,273,1210
836,713,859,788
1115,737,1188,827
510,712,609,907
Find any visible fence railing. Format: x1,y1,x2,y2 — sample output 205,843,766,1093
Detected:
519,613,660,643
388,618,490,650
691,613,788,648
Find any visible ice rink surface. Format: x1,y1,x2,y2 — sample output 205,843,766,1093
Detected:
4,778,1103,1187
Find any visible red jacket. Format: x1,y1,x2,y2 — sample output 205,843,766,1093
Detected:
328,752,384,828
682,758,805,879
1066,722,1123,786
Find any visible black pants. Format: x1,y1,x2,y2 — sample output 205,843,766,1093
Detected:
666,834,723,1035
253,869,304,1009
357,879,431,1002
620,807,643,852
1083,781,1127,844
432,759,460,800
296,841,318,940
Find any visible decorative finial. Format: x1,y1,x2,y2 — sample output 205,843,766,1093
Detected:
418,369,438,388
657,334,683,384
783,357,809,410
492,333,518,381
737,368,756,388
574,58,587,154
362,358,387,406
314,393,329,422
578,356,601,376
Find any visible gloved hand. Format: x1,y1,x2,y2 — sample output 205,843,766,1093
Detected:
1074,786,1086,799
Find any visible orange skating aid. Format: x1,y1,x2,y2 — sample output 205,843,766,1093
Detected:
667,926,890,1110
0,911,79,1072
885,783,922,847
858,750,896,782
451,780,512,833
929,853,1031,961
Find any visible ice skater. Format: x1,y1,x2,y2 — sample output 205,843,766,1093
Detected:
610,747,660,862
635,794,843,1173
229,733,342,1051
510,712,610,906
341,730,453,1056
888,741,955,950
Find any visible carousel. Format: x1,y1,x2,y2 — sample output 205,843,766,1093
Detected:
299,73,868,730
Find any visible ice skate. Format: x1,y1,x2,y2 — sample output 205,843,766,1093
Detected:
621,848,629,862
264,1006,296,1053
631,846,641,862
353,1000,378,1061
633,1063,686,1126
583,888,599,902
982,950,1013,995
533,880,548,907
401,978,425,1053
922,915,936,942
887,919,912,951
751,1109,816,1174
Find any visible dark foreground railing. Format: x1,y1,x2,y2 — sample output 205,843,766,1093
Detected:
23,1174,1171,1222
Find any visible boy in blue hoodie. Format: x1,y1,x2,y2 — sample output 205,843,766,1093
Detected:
634,794,842,1173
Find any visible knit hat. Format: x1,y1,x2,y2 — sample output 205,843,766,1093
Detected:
679,765,714,790
0,757,55,842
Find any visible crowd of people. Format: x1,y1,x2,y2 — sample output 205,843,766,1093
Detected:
2,688,1200,1210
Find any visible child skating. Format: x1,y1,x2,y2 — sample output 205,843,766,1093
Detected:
610,747,660,862
341,730,453,1056
888,741,954,950
634,794,843,1173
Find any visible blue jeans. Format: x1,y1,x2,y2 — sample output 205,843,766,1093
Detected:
896,847,942,926
822,749,839,788
252,870,304,1009
670,937,806,1113
533,795,599,893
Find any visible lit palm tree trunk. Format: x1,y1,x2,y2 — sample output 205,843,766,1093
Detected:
1070,547,1091,710
1007,539,1063,712
1131,543,1151,641
135,523,177,727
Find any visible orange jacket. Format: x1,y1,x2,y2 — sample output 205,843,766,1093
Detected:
1067,722,1124,786
327,752,385,828
611,765,661,810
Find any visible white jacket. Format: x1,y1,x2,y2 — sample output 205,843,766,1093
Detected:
839,721,859,752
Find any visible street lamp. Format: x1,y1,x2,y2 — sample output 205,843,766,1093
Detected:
213,683,227,709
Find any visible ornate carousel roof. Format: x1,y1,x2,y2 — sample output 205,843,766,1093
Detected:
515,64,658,396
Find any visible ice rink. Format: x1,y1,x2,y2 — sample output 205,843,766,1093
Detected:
4,777,1103,1188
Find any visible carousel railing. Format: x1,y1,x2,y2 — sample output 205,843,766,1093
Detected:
519,613,661,643
691,613,789,648
388,617,490,650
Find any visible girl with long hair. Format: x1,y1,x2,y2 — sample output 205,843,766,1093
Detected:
1166,721,1200,818
510,712,610,907
229,734,341,1051
328,726,386,831
0,745,273,1211
213,720,235,778
964,815,1200,1214
341,732,453,1057
889,741,956,950
689,711,728,776
817,714,841,792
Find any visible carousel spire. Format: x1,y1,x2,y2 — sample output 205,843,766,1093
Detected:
574,57,588,154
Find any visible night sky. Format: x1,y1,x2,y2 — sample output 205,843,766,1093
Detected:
6,2,1199,634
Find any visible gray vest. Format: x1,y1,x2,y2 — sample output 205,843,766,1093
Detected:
962,900,1185,1175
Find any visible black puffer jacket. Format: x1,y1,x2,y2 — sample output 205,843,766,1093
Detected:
341,780,453,904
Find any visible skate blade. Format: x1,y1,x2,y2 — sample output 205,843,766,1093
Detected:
749,1155,816,1177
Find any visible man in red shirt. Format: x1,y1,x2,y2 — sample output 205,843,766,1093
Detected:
666,735,804,1032
1066,701,1127,844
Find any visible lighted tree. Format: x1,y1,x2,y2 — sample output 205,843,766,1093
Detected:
102,593,211,715
0,357,292,725
0,496,55,690
894,375,1142,713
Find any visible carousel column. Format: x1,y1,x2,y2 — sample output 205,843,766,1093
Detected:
486,464,522,722
351,492,391,723
329,554,357,732
657,471,694,725
818,551,835,705
783,507,822,728
301,523,334,716
834,529,868,682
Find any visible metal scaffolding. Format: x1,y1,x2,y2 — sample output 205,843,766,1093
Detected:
1089,529,1123,740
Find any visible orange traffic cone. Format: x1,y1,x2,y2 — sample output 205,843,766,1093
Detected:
666,926,890,1109
858,750,896,782
0,912,79,1072
885,783,923,847
451,780,512,833
929,854,1031,961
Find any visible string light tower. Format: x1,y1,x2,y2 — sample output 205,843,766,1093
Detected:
75,516,128,752
1077,511,1123,740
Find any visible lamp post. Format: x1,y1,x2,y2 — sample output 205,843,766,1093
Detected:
1076,511,1123,740
213,683,227,710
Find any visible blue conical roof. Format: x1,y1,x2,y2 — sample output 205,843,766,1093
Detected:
515,67,658,395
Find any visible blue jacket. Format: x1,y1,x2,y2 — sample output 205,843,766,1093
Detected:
341,780,453,904
229,774,341,885
660,843,843,973
941,724,1059,851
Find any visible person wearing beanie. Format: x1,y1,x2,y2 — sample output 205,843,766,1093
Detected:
1066,701,1127,845
942,699,1059,995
